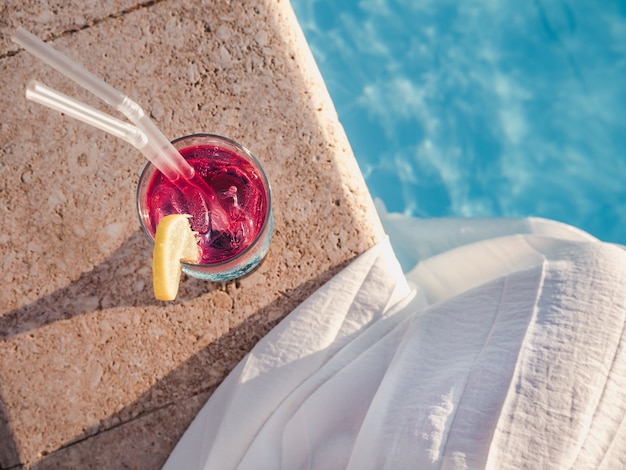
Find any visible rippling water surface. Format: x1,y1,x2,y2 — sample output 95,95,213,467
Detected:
292,0,626,244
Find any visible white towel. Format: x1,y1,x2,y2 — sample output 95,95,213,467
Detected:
164,217,626,469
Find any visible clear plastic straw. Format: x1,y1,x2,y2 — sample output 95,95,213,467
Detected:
14,27,231,233
26,80,148,149
12,27,193,182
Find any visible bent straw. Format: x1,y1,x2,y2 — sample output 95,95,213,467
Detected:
14,27,232,233
12,27,192,182
26,80,148,150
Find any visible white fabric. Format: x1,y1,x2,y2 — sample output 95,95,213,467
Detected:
164,216,626,470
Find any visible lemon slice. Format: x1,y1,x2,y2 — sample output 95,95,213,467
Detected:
153,214,200,301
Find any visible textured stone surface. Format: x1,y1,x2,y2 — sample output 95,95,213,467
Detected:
0,0,141,56
0,0,384,467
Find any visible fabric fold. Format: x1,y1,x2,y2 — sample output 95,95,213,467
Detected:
164,238,410,469
486,239,626,469
164,217,626,470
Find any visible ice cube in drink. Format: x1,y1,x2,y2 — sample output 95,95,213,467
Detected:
137,134,273,281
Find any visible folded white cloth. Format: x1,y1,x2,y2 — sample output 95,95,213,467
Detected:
164,217,626,469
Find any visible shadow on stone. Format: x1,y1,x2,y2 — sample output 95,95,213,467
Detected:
0,398,21,469
27,260,348,469
0,230,218,342
0,229,217,468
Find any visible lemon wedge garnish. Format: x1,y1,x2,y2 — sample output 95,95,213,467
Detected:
153,214,200,301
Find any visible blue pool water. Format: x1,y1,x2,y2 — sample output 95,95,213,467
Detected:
291,0,626,244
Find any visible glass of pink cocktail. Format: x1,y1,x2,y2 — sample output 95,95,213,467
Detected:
136,134,273,281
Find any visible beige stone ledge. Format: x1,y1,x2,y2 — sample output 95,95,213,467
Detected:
0,0,384,467
0,0,145,57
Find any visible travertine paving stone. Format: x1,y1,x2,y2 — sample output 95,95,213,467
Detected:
0,0,384,467
0,0,141,56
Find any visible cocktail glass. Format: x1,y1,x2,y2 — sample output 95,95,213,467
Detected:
137,134,273,281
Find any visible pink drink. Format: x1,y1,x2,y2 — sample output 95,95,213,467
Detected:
137,134,272,280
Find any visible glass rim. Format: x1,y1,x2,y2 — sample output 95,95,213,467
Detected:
136,133,273,270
